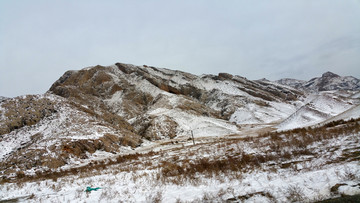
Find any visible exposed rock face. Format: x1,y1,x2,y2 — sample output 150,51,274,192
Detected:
49,66,138,132
142,115,178,140
276,71,360,92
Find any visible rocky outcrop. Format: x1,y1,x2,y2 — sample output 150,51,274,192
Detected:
142,115,178,140
0,132,142,175
0,95,57,135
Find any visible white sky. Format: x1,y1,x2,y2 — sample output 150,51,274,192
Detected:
1,0,360,97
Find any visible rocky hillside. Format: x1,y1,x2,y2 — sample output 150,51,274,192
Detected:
0,94,141,176
276,71,360,92
1,63,359,178
49,63,304,130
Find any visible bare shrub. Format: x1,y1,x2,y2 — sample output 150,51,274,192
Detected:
201,192,214,201
286,185,305,202
99,189,110,201
160,161,185,177
146,190,163,203
341,167,357,181
16,171,25,179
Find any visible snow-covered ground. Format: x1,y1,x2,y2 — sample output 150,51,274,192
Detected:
148,107,240,138
230,101,297,124
0,162,358,203
1,120,359,202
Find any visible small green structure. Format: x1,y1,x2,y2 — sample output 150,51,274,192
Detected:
85,187,101,192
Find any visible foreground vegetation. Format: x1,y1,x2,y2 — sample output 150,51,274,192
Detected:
1,117,359,202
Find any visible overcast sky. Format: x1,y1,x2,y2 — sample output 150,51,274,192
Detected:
1,0,360,97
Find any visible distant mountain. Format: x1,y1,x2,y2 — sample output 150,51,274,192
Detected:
275,78,306,90
276,71,360,92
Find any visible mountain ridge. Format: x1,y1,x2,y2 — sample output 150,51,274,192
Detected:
275,71,360,92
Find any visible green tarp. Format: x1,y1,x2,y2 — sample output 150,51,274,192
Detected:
85,187,101,192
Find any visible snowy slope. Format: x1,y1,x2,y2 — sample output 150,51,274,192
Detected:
135,65,300,125
48,63,358,134
229,101,297,124
321,104,360,124
49,63,302,128
148,104,239,138
277,93,356,130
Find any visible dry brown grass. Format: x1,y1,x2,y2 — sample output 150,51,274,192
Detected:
262,118,360,149
156,118,360,182
1,151,159,184
158,151,280,182
3,117,358,187
0,95,56,135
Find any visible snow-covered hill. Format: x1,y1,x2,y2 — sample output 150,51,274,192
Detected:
49,63,303,130
1,62,359,178
0,63,301,175
1,62,360,202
